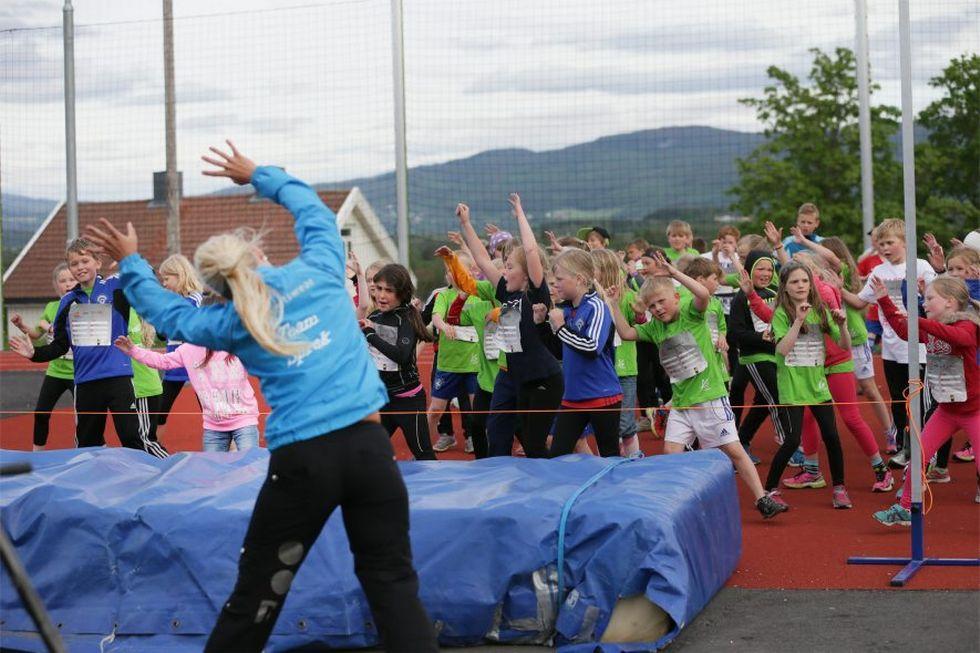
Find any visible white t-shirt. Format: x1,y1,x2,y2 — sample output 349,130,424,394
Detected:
857,258,936,363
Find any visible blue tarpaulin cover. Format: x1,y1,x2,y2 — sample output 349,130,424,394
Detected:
0,447,740,651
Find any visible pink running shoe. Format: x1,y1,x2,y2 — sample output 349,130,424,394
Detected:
872,469,895,493
832,485,853,509
768,489,789,509
953,442,975,463
783,469,827,489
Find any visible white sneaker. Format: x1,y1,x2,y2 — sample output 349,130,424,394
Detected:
464,437,474,454
433,434,456,452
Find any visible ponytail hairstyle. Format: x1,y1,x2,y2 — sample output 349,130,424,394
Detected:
820,237,860,292
552,248,596,291
51,262,70,292
927,276,980,327
502,238,551,288
591,248,626,295
193,228,306,357
158,254,205,296
372,263,434,343
775,262,831,334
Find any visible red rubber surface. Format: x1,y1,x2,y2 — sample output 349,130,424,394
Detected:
2,349,977,590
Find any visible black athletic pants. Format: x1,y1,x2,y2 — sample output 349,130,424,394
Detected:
737,361,790,446
204,422,438,653
33,375,74,447
549,401,623,458
381,392,437,460
883,359,929,455
135,394,169,458
765,403,844,491
74,375,167,457
469,387,492,459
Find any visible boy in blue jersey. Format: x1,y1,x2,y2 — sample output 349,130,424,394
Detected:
85,141,437,652
10,238,167,457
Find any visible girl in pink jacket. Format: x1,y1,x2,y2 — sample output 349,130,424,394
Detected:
114,335,260,451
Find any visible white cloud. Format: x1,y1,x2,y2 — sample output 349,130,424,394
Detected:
1,0,976,203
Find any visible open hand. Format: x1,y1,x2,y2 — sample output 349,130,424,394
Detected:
763,221,783,247
455,203,470,223
201,140,256,185
508,193,525,219
738,269,753,294
433,245,453,259
484,223,500,236
869,276,887,300
85,218,138,262
9,334,34,359
113,335,135,354
790,226,806,245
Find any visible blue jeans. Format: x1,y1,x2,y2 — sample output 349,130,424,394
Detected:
618,375,638,439
203,425,260,452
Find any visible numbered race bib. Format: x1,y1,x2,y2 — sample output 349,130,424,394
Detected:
367,322,399,372
706,312,720,344
926,353,967,403
498,304,523,354
454,326,479,343
751,310,769,334
613,330,622,348
883,278,905,309
68,303,112,346
785,329,825,367
483,321,501,361
658,331,707,383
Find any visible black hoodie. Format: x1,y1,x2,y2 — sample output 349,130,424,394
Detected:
363,304,424,397
730,250,779,363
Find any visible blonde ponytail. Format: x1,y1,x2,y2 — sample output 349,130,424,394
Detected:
194,229,307,357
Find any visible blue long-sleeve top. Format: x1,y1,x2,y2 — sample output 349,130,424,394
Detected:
30,275,134,384
555,291,621,401
119,166,388,450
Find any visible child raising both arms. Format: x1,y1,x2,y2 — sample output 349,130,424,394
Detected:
604,252,786,519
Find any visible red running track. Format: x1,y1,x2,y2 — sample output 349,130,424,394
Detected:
1,350,977,591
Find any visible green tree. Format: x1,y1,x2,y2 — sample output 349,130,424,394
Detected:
729,47,903,252
914,53,980,244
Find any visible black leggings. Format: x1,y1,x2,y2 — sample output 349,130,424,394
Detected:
549,402,623,458
765,403,844,490
517,373,564,458
380,392,437,461
33,375,74,447
883,359,929,453
729,360,750,427
204,422,438,652
469,387,492,459
737,361,790,446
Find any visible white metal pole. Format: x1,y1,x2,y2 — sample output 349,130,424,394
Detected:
390,0,409,267
855,0,875,250
897,0,922,505
63,0,78,244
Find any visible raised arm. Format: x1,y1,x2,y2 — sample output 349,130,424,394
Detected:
203,141,344,277
657,252,710,312
599,285,639,341
27,299,72,362
509,194,544,287
456,203,502,287
793,227,841,271
435,246,479,297
765,221,790,266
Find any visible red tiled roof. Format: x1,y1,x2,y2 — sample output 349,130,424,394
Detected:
3,191,350,299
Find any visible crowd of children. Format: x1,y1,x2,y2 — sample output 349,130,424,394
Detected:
10,187,980,528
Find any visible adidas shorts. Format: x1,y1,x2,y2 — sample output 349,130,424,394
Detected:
851,342,875,380
664,397,740,449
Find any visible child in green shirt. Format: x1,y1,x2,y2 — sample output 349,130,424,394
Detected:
604,252,786,520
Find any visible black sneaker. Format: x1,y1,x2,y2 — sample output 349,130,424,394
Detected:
756,494,788,520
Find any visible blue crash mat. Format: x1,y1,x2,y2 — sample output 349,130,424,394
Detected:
0,446,740,651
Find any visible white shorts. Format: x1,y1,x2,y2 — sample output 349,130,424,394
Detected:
851,343,875,380
665,397,740,449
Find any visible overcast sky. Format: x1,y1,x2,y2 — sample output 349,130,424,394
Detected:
1,0,976,203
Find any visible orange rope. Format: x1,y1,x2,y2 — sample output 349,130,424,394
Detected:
903,379,934,515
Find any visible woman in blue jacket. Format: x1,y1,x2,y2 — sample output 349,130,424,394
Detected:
86,141,438,653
